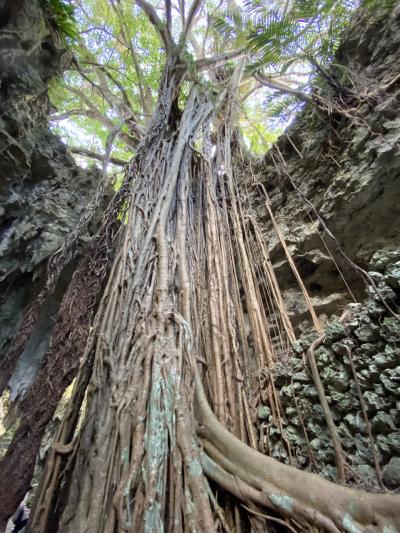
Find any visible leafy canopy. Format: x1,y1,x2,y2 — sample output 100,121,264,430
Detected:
47,0,361,166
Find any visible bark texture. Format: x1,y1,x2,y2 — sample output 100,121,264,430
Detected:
29,55,400,531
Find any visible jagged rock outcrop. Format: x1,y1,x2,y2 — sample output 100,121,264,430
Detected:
0,0,104,396
257,250,400,488
0,0,398,522
254,2,400,490
257,2,400,332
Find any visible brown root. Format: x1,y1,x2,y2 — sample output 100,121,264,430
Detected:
195,370,400,532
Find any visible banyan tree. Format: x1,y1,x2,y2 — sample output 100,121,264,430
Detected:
0,0,399,531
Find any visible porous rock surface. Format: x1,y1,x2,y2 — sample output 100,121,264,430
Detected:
0,0,103,389
256,2,400,332
257,251,400,487
254,3,400,489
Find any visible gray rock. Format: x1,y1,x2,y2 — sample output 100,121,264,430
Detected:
271,441,288,462
368,271,384,283
364,299,386,317
380,318,400,343
319,465,337,481
380,367,400,396
312,404,325,417
307,421,323,436
383,457,400,488
371,412,395,433
354,464,377,481
358,366,379,389
359,343,384,356
324,318,348,344
355,436,375,465
321,367,350,392
314,346,332,365
291,332,320,353
302,384,319,399
387,432,400,453
362,391,392,413
344,412,366,432
331,339,355,356
257,406,271,420
372,347,399,369
329,392,353,412
376,435,392,461
253,0,400,486
0,0,108,359
292,371,310,383
390,406,400,426
338,422,355,449
285,406,297,417
367,282,396,302
280,384,294,399
354,317,381,342
385,264,400,289
283,425,306,445
370,250,400,272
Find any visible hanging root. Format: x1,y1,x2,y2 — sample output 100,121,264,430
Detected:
0,171,132,528
307,335,346,483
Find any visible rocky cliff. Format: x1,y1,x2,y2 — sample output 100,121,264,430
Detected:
257,2,400,332
0,0,399,510
257,252,400,488
254,2,400,488
0,0,103,397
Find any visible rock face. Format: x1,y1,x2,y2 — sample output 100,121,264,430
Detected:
256,2,400,332
254,2,400,488
0,0,103,393
257,252,400,486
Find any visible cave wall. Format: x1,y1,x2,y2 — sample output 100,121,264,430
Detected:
256,2,400,332
0,0,104,396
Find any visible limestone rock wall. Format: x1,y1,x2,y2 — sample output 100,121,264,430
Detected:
257,251,400,488
0,0,103,392
256,2,400,332
254,2,400,490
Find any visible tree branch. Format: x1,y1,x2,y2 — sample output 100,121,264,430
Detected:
195,48,245,71
254,72,314,104
165,0,172,35
50,107,138,150
50,109,84,121
182,0,203,42
64,84,103,114
135,0,174,52
240,82,262,103
70,147,129,167
109,4,153,122
178,0,185,28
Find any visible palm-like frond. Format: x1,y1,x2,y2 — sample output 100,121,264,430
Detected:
245,0,358,65
263,94,303,128
215,0,360,70
214,0,362,126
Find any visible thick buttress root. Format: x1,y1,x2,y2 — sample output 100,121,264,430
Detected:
195,371,400,532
